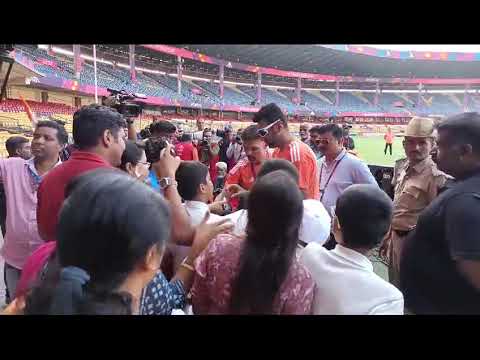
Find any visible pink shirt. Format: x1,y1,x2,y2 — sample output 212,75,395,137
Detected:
0,157,60,269
16,241,57,298
192,234,315,314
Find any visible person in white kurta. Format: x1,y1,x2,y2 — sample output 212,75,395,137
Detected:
299,184,404,315
223,158,331,246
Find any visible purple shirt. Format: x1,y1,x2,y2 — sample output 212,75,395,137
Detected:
0,157,61,269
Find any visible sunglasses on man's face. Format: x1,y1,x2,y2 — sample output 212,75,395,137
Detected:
257,119,282,137
317,138,331,145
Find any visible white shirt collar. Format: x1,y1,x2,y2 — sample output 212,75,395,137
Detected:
335,149,347,161
26,157,62,177
332,244,373,272
323,149,347,166
184,200,210,212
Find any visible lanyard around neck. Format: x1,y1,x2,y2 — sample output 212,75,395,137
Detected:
319,152,347,201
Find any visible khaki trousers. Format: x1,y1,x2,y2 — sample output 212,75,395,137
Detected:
388,231,408,288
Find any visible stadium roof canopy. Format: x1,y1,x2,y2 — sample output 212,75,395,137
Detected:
176,45,480,78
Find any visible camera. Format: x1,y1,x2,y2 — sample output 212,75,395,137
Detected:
140,127,151,140
103,89,146,118
200,139,210,147
235,135,242,143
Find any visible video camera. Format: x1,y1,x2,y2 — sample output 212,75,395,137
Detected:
104,89,146,118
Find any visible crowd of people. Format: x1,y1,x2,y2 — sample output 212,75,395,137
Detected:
0,101,479,315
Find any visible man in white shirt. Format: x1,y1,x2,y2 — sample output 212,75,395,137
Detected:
299,184,404,315
224,159,331,246
168,161,223,272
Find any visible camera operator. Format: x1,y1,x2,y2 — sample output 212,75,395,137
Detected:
226,131,245,169
198,128,220,184
101,91,142,143
216,125,233,168
343,125,355,151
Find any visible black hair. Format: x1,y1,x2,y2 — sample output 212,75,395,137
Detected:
36,120,69,146
437,112,480,155
335,184,393,249
149,120,176,135
144,137,168,164
240,124,261,142
229,171,303,314
175,161,209,201
257,159,299,185
317,123,344,140
252,103,286,125
73,104,126,150
25,169,171,315
120,141,146,171
230,170,303,314
309,125,323,134
5,136,29,157
140,127,151,140
180,133,192,142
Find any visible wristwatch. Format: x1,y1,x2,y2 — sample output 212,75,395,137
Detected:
159,177,178,190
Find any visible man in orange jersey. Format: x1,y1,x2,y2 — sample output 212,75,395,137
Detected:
224,124,271,195
253,103,319,200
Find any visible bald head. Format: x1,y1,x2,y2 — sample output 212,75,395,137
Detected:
336,184,393,249
299,123,310,141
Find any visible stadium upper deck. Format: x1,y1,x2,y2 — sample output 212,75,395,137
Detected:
7,44,480,118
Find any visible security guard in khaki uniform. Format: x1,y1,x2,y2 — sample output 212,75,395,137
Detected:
380,117,450,287
392,157,407,188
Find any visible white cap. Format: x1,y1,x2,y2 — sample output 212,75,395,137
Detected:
299,199,331,245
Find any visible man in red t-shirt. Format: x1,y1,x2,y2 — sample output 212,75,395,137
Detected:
198,128,220,184
37,104,128,242
175,133,199,161
253,103,320,200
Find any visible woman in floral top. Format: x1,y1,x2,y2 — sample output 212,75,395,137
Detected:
192,171,315,315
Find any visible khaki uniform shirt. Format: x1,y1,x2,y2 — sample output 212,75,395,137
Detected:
391,156,449,232
391,157,408,187
388,156,450,274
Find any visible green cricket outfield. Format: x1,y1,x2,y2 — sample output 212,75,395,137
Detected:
353,135,404,167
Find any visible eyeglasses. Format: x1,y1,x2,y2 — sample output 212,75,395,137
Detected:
257,119,282,137
138,161,151,167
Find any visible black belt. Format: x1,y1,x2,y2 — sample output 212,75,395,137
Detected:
394,229,411,237
298,240,308,248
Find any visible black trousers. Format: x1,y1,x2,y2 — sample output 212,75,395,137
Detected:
384,143,393,155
